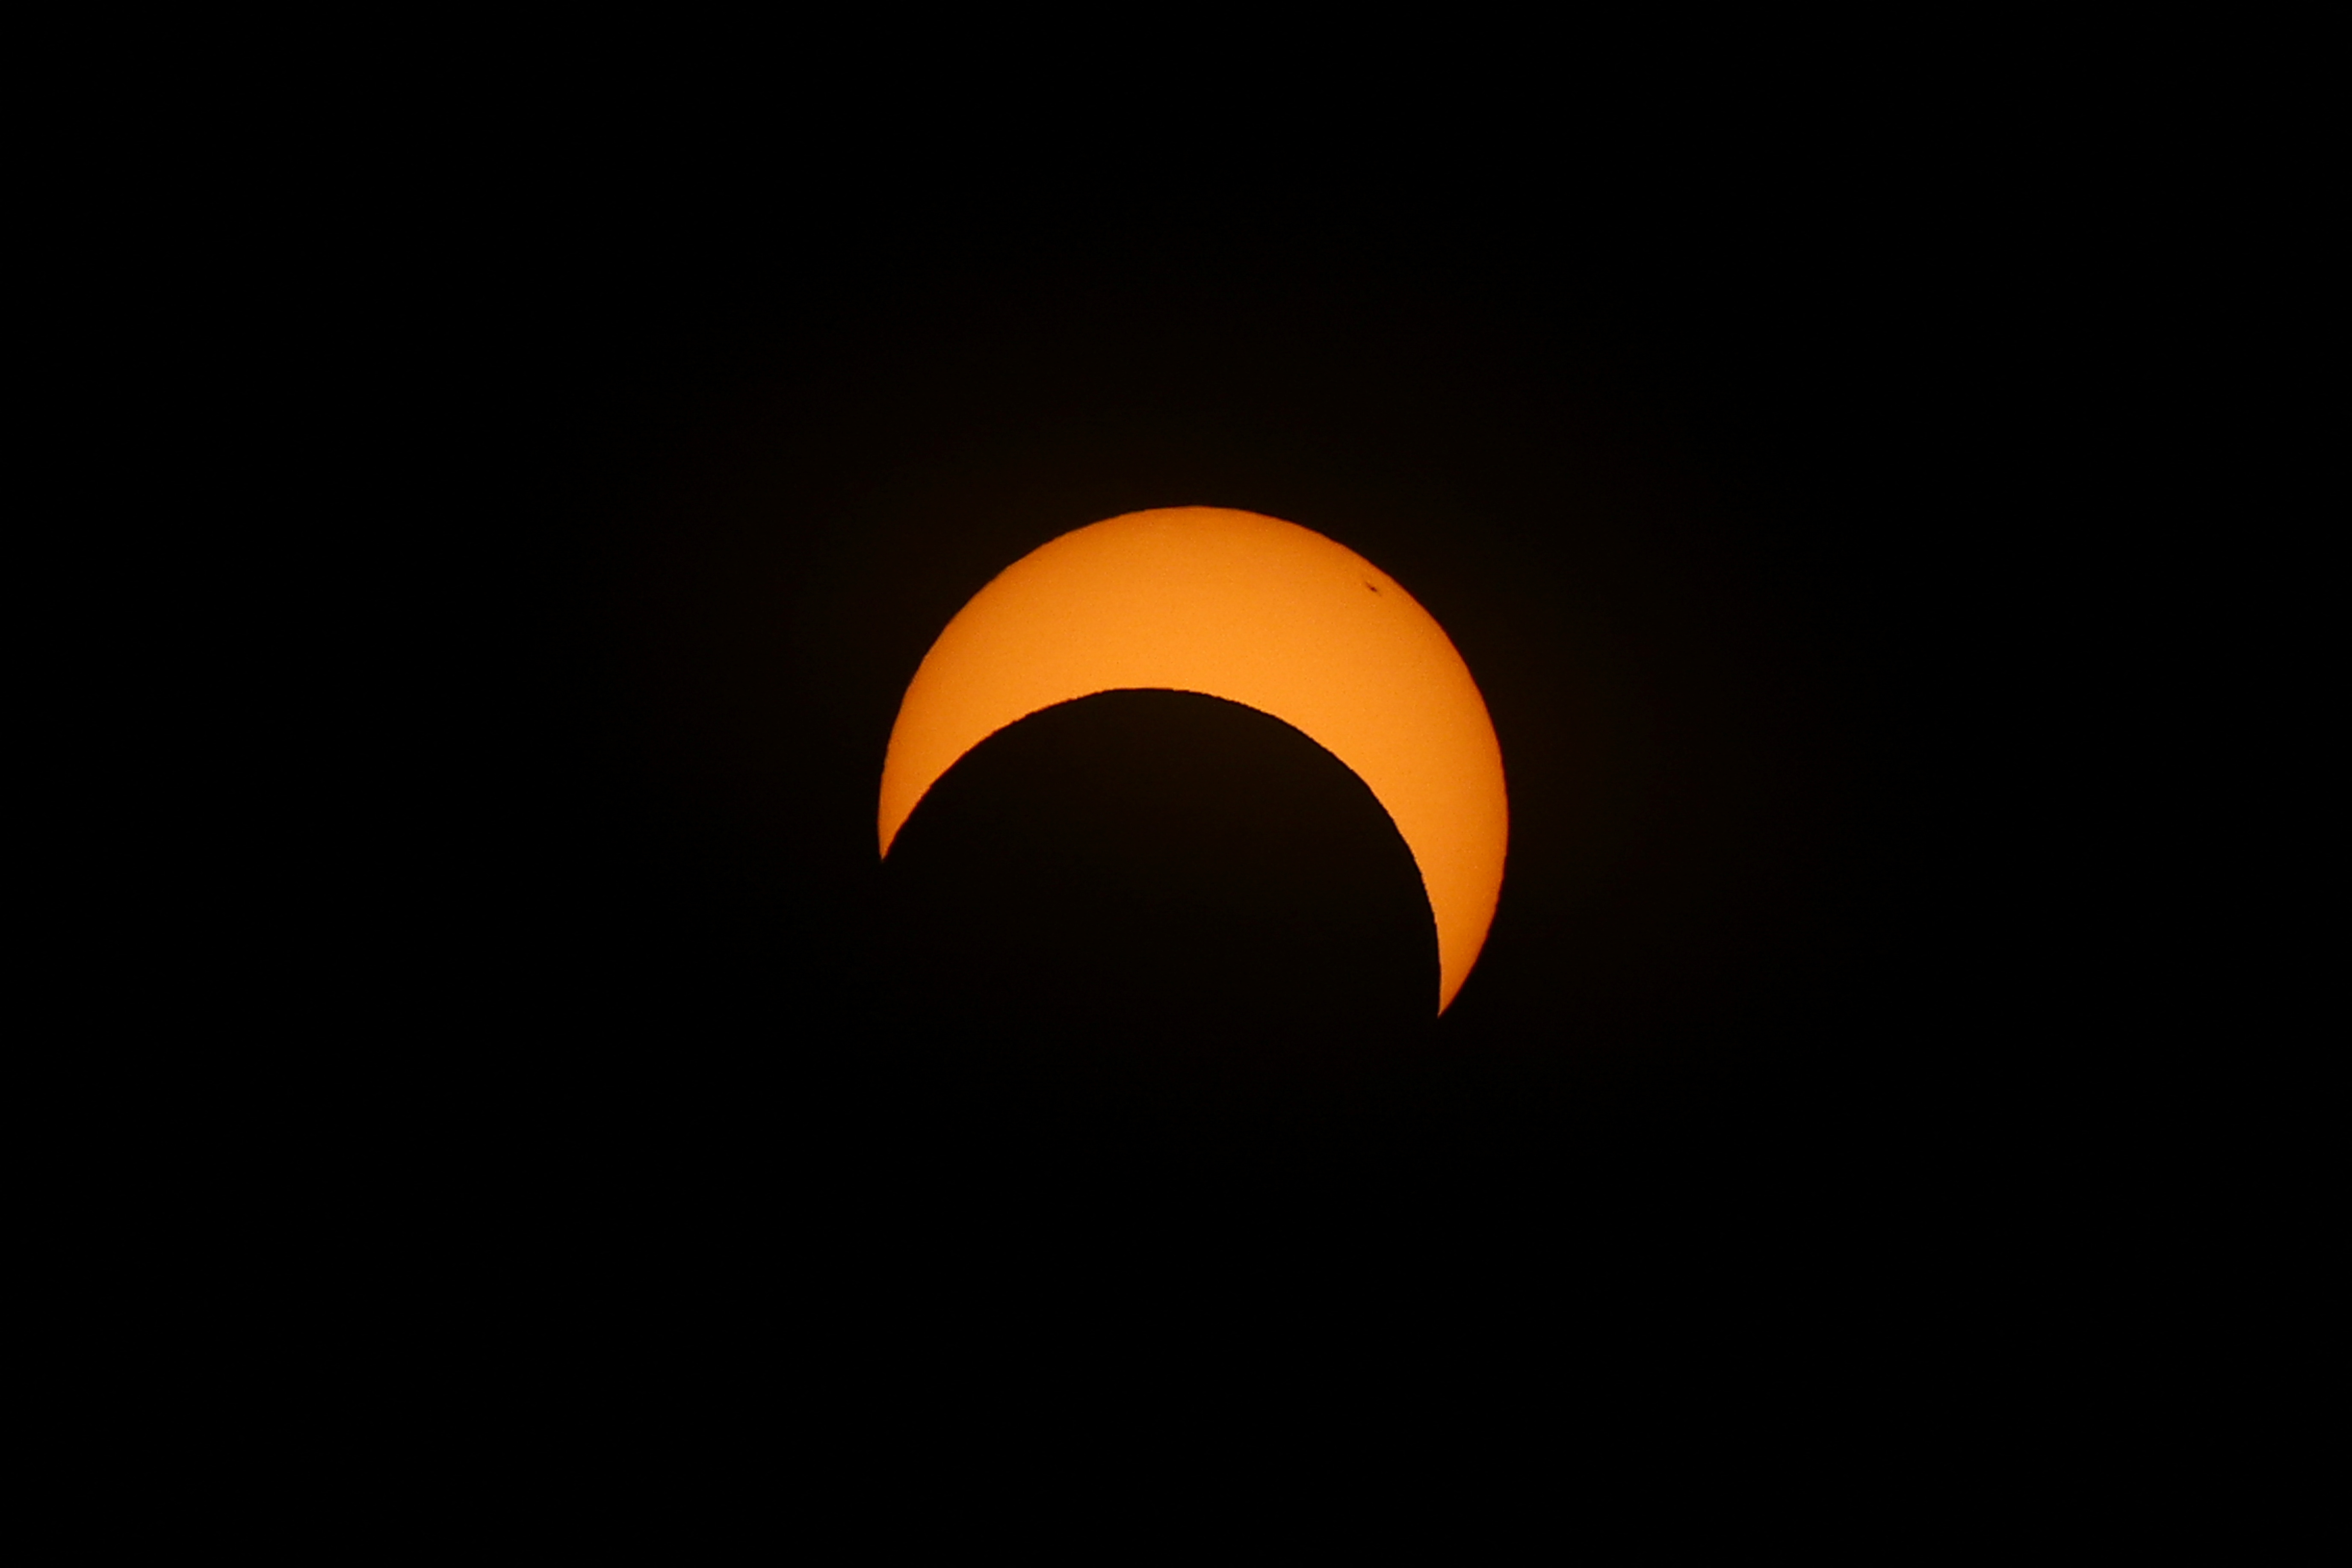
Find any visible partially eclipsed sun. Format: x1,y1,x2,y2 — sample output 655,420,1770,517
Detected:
880,507,1507,1013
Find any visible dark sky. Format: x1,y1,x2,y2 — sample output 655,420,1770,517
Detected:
382,143,2023,1337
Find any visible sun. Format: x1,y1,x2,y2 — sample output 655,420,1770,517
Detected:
881,507,1507,1012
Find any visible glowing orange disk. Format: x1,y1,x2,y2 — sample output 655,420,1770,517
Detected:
880,507,1507,1013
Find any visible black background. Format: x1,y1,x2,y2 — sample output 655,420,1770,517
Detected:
367,126,2042,1390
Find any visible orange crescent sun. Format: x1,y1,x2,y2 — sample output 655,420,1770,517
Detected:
880,507,1507,1013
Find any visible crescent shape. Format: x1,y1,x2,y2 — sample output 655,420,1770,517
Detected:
879,507,1507,1014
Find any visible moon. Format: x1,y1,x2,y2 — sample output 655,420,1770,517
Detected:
880,507,1507,1013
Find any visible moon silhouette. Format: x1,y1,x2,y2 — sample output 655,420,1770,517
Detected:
880,507,1507,1013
